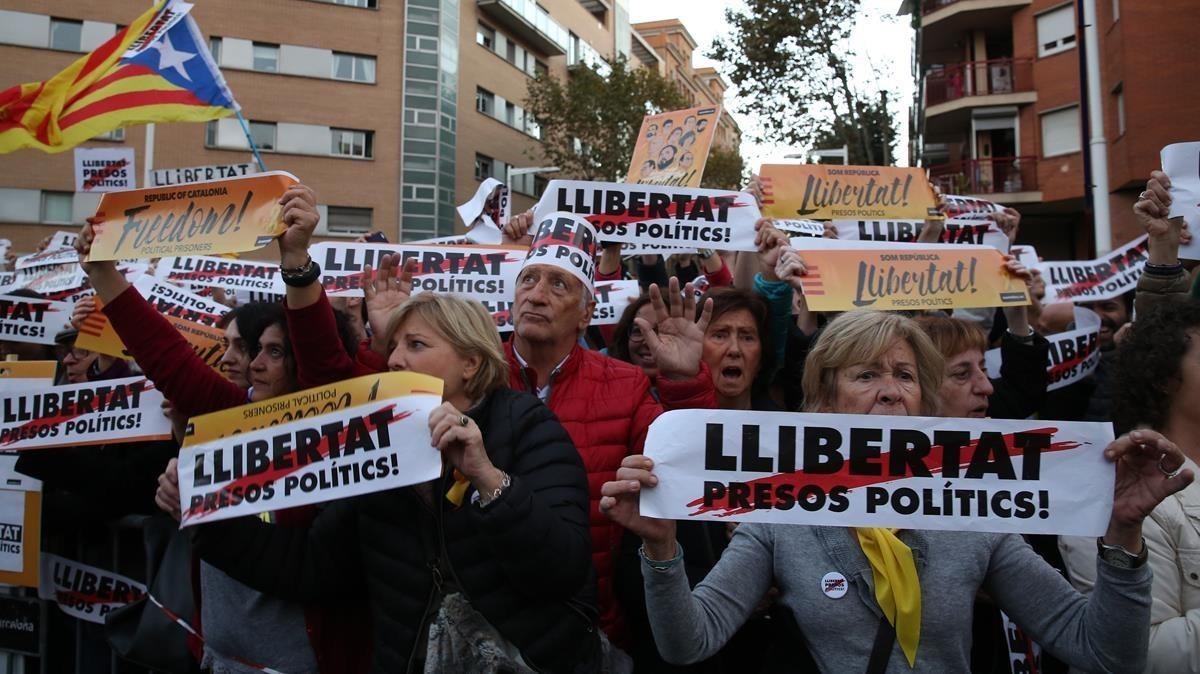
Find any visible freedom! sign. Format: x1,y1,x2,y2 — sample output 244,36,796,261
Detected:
640,409,1116,536
759,164,939,221
86,171,296,261
178,372,444,527
788,238,1029,312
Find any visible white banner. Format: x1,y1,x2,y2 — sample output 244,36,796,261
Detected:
38,553,146,624
523,212,599,291
0,294,73,345
943,194,1003,218
310,241,526,300
535,180,761,251
986,306,1101,392
833,217,1011,253
640,409,1115,536
15,247,78,271
150,162,258,188
1162,141,1200,261
0,377,171,450
773,219,826,239
74,147,135,193
1037,236,1148,303
1000,610,1043,674
457,177,506,244
14,265,87,296
154,255,284,294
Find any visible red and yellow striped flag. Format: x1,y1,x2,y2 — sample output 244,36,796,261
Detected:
0,0,238,154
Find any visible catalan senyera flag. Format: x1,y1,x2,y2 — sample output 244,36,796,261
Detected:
0,0,237,154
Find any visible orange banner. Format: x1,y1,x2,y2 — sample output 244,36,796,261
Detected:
0,361,58,391
789,239,1030,312
626,106,721,187
760,164,938,221
86,171,296,261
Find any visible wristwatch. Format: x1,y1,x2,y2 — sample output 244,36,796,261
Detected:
1097,537,1148,569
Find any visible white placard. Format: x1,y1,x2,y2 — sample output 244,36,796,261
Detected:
73,148,136,193
1037,236,1148,303
150,162,258,187
1162,141,1200,261
985,306,1102,391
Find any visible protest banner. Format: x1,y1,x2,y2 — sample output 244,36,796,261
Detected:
0,457,41,588
177,372,444,526
85,171,297,261
310,241,526,300
74,147,136,193
0,294,72,345
0,376,171,450
151,162,258,188
942,194,1003,218
620,241,696,257
759,164,939,221
1000,611,1042,674
626,105,721,188
486,279,639,332
1011,244,1039,271
154,254,284,294
986,306,1101,392
640,409,1115,536
1037,236,1148,303
38,553,145,624
833,216,1011,253
786,238,1030,312
0,361,58,392
773,219,826,239
13,264,87,297
456,177,507,244
49,231,79,249
75,277,227,367
535,180,761,251
15,246,78,270
1162,141,1200,261
523,212,599,290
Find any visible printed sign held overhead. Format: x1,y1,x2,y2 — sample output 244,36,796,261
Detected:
760,164,939,221
1037,236,1148,303
626,106,722,188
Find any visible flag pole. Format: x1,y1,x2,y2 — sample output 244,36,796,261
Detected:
143,123,155,188
233,108,268,172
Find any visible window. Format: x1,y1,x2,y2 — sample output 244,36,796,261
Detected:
41,192,72,224
331,128,373,158
94,128,126,141
205,120,218,147
252,42,279,73
249,121,276,151
333,52,376,83
534,60,548,78
1112,82,1126,136
209,37,222,63
476,24,495,49
534,175,549,198
476,87,494,115
49,18,82,51
475,153,494,181
505,101,516,126
1036,5,1077,57
1040,105,1081,157
326,206,372,234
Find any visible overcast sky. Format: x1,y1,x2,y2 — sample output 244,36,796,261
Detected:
628,0,915,170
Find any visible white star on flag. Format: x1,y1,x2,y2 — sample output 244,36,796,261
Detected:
147,33,196,81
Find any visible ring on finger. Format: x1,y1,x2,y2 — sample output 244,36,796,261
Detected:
458,415,469,427
1157,451,1182,479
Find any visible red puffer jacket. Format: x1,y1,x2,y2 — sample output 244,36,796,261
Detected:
505,342,714,647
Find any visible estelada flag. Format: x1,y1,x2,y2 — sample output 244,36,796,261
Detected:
0,0,237,154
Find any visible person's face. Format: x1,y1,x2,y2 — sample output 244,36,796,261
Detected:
697,120,708,133
218,322,251,389
938,348,994,418
684,117,697,132
658,146,676,167
62,347,99,384
387,313,479,404
513,265,592,345
1080,299,1129,349
703,309,763,407
247,324,296,401
679,152,694,170
830,340,923,416
667,128,683,145
627,303,660,378
640,161,655,177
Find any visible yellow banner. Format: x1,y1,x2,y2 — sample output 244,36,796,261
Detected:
86,171,296,261
626,106,721,187
184,372,445,444
760,164,938,221
789,240,1030,312
0,361,58,385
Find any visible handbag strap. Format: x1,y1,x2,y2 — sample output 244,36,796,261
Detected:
866,614,896,674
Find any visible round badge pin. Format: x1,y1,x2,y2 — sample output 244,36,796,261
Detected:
821,571,848,599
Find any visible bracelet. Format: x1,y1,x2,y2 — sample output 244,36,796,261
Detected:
1007,326,1036,344
279,256,321,287
638,543,683,571
1143,261,1184,277
478,471,511,509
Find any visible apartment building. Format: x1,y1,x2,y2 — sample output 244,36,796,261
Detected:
907,0,1200,257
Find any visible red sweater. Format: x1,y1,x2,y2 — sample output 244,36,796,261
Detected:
505,341,715,646
102,285,370,674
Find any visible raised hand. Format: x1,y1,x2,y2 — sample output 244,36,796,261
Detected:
638,277,712,380
1001,254,1035,336
599,455,677,558
364,254,415,355
276,184,320,269
1104,430,1194,550
775,245,809,291
75,218,127,301
743,174,765,209
155,458,182,522
70,295,98,330
502,210,535,245
1135,170,1186,265
755,218,789,278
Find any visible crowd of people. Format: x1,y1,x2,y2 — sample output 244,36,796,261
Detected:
1,168,1198,673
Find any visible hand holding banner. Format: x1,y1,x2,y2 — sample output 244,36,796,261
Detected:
86,171,297,261
760,165,939,221
639,409,1115,536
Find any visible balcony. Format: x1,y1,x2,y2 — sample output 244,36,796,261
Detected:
929,156,1042,202
923,58,1036,137
477,0,569,56
567,39,612,78
921,0,1031,29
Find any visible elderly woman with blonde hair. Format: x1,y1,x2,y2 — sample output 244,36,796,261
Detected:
602,309,1191,673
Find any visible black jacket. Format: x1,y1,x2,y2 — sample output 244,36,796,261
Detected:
987,331,1051,420
191,387,600,673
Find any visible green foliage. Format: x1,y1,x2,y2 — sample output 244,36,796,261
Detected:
701,146,747,190
811,91,897,166
524,56,689,181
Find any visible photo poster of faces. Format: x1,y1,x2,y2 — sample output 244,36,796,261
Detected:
626,105,722,188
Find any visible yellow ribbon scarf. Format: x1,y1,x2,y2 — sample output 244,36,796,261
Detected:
855,528,921,667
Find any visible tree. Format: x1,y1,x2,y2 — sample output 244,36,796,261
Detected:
810,89,897,166
710,0,898,166
524,57,689,181
700,146,747,190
